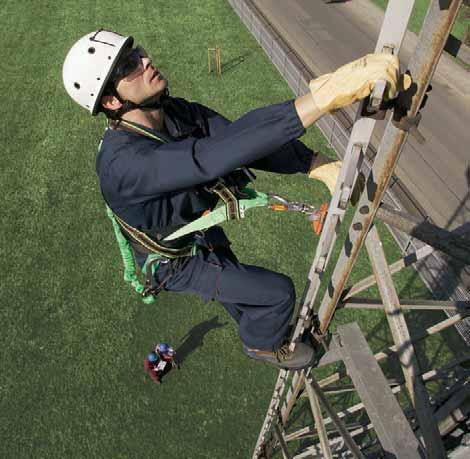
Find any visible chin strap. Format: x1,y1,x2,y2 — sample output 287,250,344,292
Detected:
111,88,170,120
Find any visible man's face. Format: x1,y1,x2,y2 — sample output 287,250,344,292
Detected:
113,46,168,104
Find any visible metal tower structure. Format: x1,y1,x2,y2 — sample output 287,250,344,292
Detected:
228,0,470,457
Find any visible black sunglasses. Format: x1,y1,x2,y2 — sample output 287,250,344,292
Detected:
111,46,148,83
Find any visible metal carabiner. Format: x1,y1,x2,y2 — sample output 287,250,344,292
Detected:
267,193,290,212
267,193,289,205
267,193,316,214
267,192,329,235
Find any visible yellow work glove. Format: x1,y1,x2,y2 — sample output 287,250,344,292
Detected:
308,153,341,195
309,53,409,114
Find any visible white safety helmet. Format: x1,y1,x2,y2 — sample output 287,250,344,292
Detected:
63,29,134,115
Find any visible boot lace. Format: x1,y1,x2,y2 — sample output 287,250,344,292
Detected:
275,343,292,362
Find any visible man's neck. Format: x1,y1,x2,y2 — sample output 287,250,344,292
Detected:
121,108,167,134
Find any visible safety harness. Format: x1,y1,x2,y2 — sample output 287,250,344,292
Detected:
104,119,328,304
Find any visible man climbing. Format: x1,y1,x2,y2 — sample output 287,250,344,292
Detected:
63,29,401,370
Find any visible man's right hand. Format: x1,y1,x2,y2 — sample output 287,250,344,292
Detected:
309,53,409,115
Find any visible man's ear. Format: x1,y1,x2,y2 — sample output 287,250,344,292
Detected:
101,94,123,111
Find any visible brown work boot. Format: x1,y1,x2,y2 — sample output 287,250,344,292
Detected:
242,342,315,370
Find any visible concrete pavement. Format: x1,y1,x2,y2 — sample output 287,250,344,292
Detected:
253,0,470,231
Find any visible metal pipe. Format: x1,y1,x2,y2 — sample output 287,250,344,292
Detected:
307,377,365,459
343,245,434,300
376,204,470,264
305,382,333,459
365,225,445,457
317,313,468,389
341,298,470,311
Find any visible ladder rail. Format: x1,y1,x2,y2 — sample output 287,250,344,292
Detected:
290,0,416,346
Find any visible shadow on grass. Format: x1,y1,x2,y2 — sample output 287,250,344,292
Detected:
220,51,254,74
387,164,470,372
175,315,228,364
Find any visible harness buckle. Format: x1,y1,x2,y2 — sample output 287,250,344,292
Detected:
205,179,242,220
142,284,163,298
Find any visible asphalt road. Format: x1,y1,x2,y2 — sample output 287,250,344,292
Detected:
253,0,470,232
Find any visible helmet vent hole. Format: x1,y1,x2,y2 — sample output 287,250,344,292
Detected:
97,77,100,80
91,93,94,97
74,82,80,89
88,47,96,54
108,56,112,60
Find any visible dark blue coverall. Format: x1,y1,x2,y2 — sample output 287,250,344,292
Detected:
96,96,315,351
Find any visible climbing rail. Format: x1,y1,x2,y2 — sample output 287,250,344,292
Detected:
227,0,470,457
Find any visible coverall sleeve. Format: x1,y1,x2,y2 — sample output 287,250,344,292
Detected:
190,102,232,136
111,100,306,198
248,140,315,174
192,101,314,174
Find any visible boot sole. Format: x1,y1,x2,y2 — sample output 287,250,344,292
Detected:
243,350,315,370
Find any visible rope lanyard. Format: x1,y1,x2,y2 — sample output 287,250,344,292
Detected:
106,206,157,304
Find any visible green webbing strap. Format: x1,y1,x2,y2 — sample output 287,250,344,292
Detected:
206,181,242,220
113,211,194,258
106,205,157,304
164,188,269,241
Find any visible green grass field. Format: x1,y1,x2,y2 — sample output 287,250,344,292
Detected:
0,1,466,458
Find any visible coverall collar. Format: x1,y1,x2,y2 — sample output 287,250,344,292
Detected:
118,97,199,143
